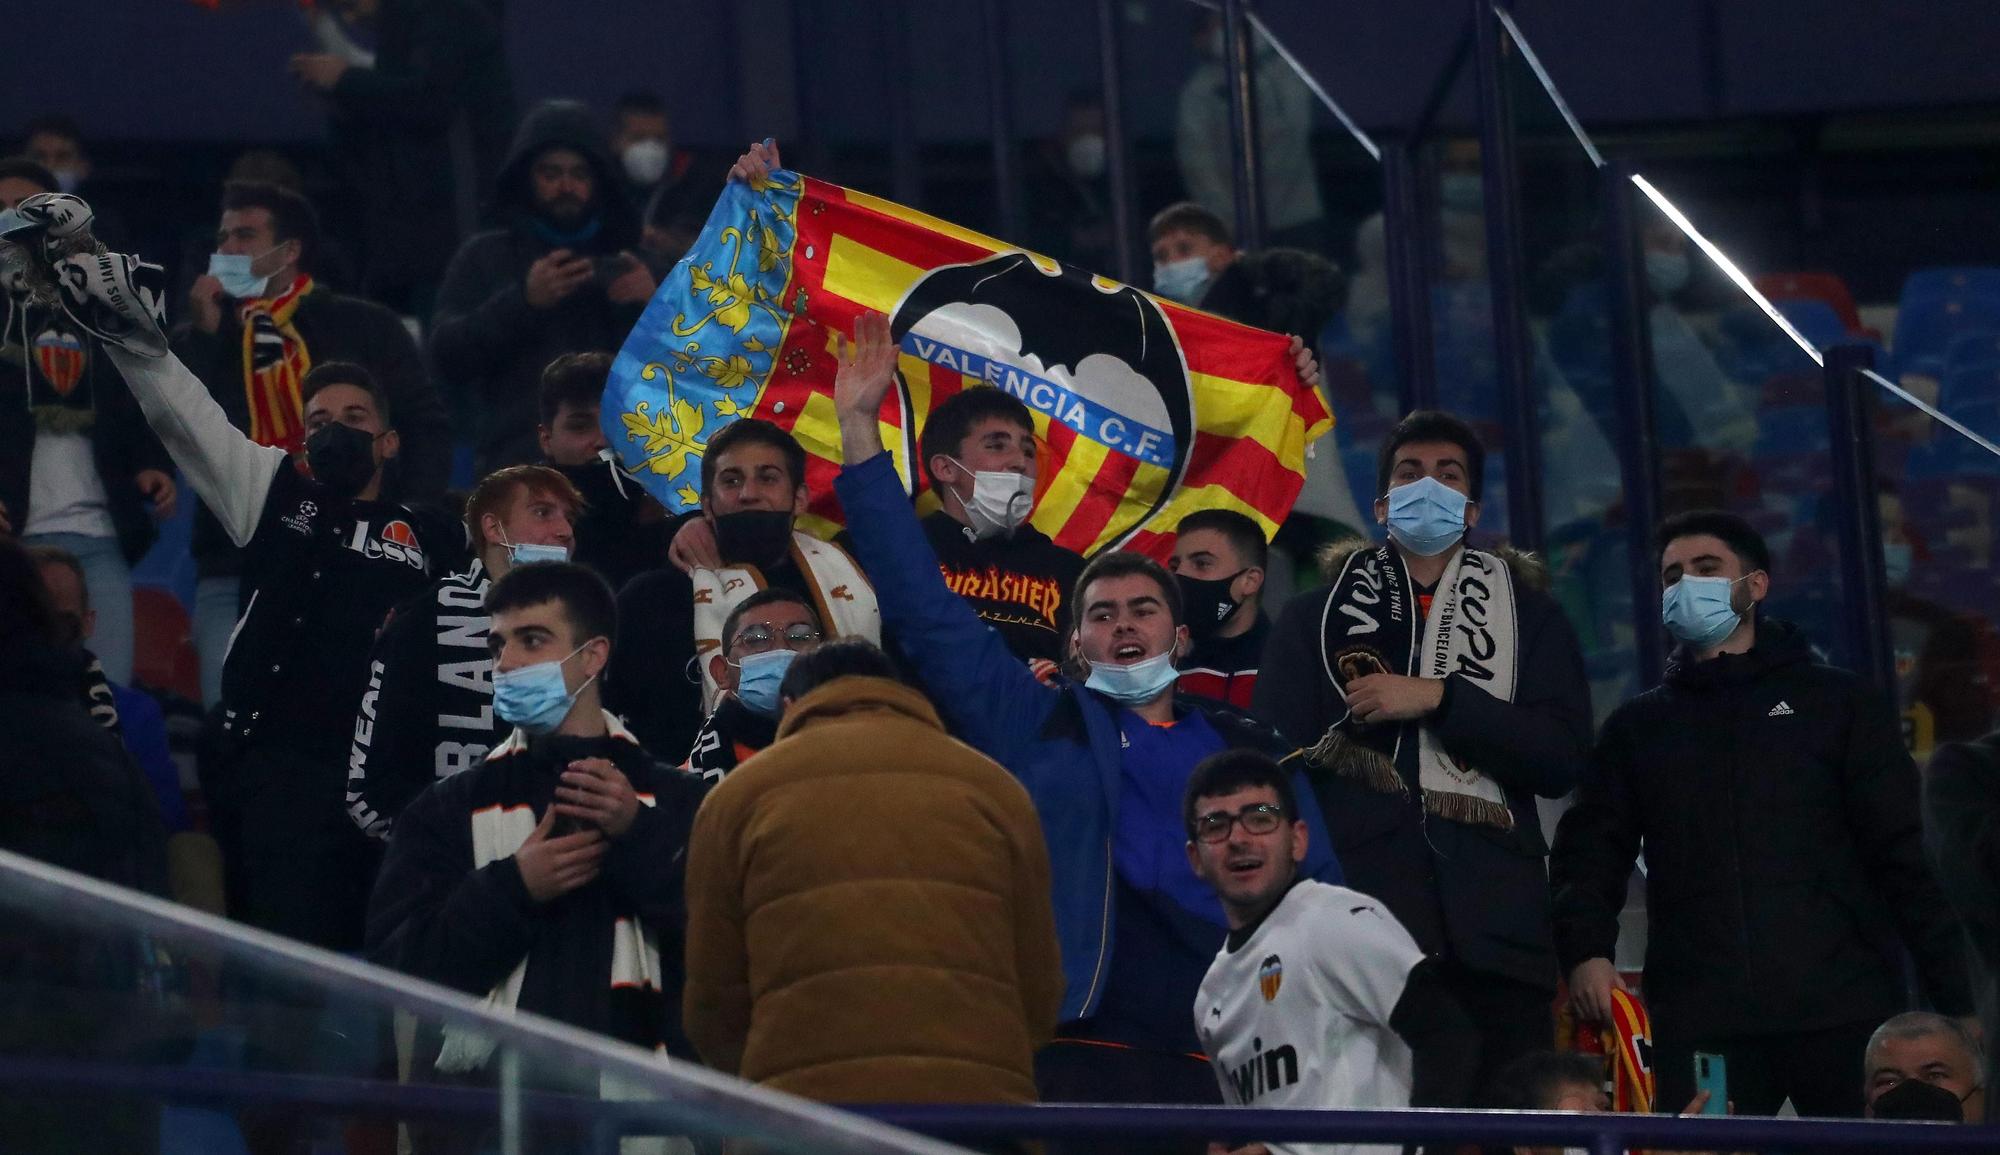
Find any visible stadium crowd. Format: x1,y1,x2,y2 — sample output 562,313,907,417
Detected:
2,24,1996,1154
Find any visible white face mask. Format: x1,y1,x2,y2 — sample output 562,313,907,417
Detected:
1066,133,1107,179
622,139,669,185
946,457,1035,540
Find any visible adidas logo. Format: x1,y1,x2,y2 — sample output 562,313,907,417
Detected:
1767,700,1795,717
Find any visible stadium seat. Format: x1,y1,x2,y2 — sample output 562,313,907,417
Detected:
1752,404,1831,457
1900,267,2000,305
1754,272,1862,332
1940,366,2000,432
1945,332,2000,374
1890,292,2000,382
1774,299,1849,350
132,586,202,702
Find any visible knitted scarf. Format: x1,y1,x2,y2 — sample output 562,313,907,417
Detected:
1306,543,1519,830
238,275,315,453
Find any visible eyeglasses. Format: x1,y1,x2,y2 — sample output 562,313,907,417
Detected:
729,623,821,655
1191,803,1287,844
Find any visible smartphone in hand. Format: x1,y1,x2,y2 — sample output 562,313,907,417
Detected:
1693,1052,1729,1115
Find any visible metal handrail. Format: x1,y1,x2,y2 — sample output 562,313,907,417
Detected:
0,1057,1991,1153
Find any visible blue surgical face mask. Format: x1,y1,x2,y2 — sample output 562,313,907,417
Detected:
1440,172,1484,213
1646,250,1691,298
207,246,283,300
732,648,796,717
1882,541,1913,587
1661,574,1750,650
492,642,595,734
495,530,569,567
1085,647,1180,706
1152,256,1212,305
1383,475,1469,558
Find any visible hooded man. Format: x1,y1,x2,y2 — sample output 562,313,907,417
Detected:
429,99,661,473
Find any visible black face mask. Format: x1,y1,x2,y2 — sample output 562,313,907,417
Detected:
553,460,621,510
1177,570,1247,641
1871,1078,1970,1122
712,508,794,567
305,422,379,498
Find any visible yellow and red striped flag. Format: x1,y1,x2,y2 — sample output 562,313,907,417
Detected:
605,167,1332,558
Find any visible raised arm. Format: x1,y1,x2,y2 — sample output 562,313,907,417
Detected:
829,311,1055,763
103,345,283,547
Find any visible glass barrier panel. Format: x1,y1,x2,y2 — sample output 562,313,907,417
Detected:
1244,15,1392,580
0,849,972,1155
1410,27,1509,540
1626,180,1858,673
1867,371,2000,766
1501,16,1639,721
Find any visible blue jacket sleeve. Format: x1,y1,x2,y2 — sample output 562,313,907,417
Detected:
834,454,1056,768
113,687,188,833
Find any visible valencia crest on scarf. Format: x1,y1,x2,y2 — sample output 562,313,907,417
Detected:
1306,543,1519,830
238,275,315,454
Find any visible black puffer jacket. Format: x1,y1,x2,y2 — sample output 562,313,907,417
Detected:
427,100,651,472
1551,619,1973,1039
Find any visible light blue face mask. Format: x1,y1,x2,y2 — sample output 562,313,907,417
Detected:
1646,250,1691,298
1085,648,1180,706
1384,475,1469,557
732,648,797,717
1661,574,1749,649
1440,171,1484,213
1882,541,1913,587
1152,256,1212,305
207,247,283,300
492,642,594,734
497,531,569,567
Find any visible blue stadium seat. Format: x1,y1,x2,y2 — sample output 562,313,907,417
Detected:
1900,267,2000,305
1890,291,2000,382
1752,404,1832,457
1774,298,1849,349
1945,332,2000,374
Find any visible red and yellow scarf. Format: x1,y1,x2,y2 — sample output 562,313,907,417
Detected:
238,275,315,453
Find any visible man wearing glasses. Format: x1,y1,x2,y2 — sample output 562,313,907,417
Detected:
685,588,824,781
1186,750,1477,1154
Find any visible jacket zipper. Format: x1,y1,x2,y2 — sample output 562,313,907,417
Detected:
1082,836,1113,1014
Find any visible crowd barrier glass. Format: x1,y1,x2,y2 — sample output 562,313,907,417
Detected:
1499,6,1644,722
0,848,973,1155
1862,364,2000,764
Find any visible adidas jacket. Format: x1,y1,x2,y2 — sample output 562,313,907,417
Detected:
1551,619,1973,1039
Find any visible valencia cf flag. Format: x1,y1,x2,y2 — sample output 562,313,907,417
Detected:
604,166,1333,558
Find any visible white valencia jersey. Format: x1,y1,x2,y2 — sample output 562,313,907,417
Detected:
1194,880,1427,1155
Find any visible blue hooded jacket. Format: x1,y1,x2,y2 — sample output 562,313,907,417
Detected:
835,454,1341,1022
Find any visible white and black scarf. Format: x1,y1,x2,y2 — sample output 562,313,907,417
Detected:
1307,543,1520,830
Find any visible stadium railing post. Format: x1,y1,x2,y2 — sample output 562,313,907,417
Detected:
1472,0,1547,553
1603,159,1667,686
1382,136,1440,413
1825,341,1897,693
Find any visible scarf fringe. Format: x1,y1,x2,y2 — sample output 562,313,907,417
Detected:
1423,788,1517,832
1304,725,1409,799
1305,723,1519,832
